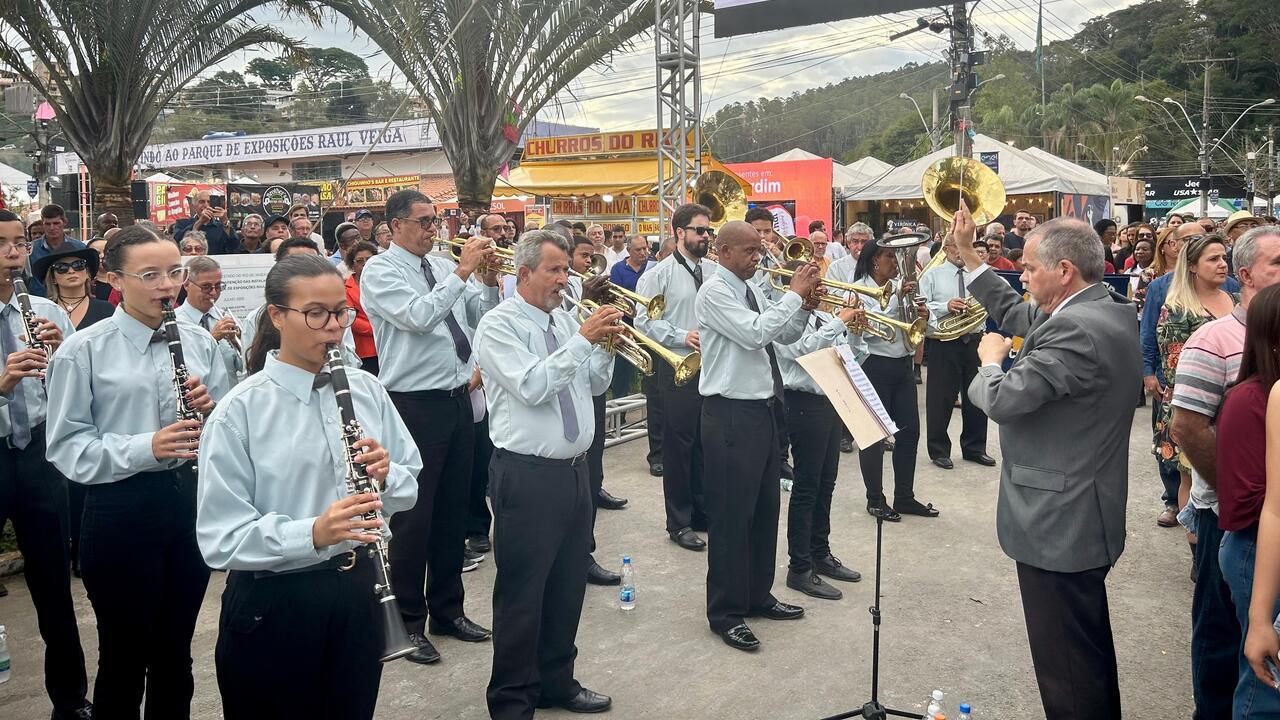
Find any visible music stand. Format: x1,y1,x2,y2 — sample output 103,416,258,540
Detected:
815,512,923,720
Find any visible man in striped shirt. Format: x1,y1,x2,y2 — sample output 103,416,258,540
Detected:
1171,224,1280,719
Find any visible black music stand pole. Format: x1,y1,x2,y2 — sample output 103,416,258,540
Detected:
816,513,923,720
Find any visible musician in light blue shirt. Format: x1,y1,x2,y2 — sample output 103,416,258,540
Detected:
694,220,818,652
0,210,92,719
774,307,869,602
44,225,230,720
176,255,244,383
357,189,500,661
196,255,420,719
474,229,619,718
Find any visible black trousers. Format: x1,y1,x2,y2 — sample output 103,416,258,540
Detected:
924,337,987,460
701,396,781,632
858,354,920,505
588,392,607,553
487,450,592,720
642,363,664,467
388,390,473,634
215,559,384,720
0,427,89,714
1016,562,1122,719
359,355,380,377
784,391,841,574
80,469,210,720
661,362,706,533
68,476,85,573
467,415,494,541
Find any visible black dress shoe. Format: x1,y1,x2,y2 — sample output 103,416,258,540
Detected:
597,487,628,510
786,570,842,600
553,688,613,714
467,535,491,554
866,503,901,522
931,457,954,470
754,600,805,620
840,437,854,454
719,624,761,651
649,463,663,477
963,452,997,467
587,561,621,586
670,527,706,551
814,555,862,583
780,461,795,480
894,498,940,518
405,633,442,664
428,616,492,643
51,703,93,720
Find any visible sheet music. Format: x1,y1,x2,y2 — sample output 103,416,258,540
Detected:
835,346,898,436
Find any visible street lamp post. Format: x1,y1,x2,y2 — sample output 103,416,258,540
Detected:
900,93,941,152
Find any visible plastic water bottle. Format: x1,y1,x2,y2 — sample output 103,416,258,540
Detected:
619,556,636,611
957,703,972,720
780,477,793,492
0,624,10,684
925,689,945,720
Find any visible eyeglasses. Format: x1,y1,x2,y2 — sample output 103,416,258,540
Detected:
0,240,32,253
684,226,716,237
191,281,225,294
118,266,189,288
181,245,205,253
401,215,441,229
273,304,357,329
52,259,88,274
1137,233,1154,240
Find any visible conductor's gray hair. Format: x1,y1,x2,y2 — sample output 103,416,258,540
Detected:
1031,217,1105,283
514,229,571,273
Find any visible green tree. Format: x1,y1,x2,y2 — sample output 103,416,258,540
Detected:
297,47,371,94
246,57,299,89
320,0,663,213
185,71,267,123
0,0,300,220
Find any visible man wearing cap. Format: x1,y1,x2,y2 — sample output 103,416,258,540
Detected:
330,222,361,277
1222,210,1261,274
354,209,376,243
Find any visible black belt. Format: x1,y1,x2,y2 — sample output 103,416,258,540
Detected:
252,550,362,580
493,448,587,468
705,394,776,408
391,384,469,399
0,421,44,450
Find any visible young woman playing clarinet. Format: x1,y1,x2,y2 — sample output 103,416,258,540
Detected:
195,254,422,719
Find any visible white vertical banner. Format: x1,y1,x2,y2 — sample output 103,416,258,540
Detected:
182,254,274,319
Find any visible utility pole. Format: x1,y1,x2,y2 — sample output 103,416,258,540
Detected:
1183,57,1235,216
949,1,975,158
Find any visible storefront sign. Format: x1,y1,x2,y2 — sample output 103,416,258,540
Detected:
228,183,321,229
1109,176,1145,205
1143,175,1247,209
524,130,660,160
320,174,424,208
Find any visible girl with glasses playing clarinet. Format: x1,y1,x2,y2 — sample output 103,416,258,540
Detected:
196,254,421,719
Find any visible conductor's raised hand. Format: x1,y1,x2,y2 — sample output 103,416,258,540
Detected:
953,200,983,271
312,493,383,549
578,305,624,344
787,262,821,301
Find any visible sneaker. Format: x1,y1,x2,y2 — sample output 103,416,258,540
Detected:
1157,505,1178,528
462,548,483,573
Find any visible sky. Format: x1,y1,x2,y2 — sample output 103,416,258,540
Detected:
221,0,1141,133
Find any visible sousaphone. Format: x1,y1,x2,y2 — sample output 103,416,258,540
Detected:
691,170,748,229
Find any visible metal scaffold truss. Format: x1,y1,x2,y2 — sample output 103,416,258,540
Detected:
655,0,702,235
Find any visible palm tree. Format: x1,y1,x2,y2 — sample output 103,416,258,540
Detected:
320,0,666,215
0,0,300,222
1079,78,1144,170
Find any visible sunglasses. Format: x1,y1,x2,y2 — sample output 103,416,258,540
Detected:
684,226,716,237
1137,233,1154,240
52,259,88,274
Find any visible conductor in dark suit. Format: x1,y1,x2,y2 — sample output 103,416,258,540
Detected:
953,204,1140,719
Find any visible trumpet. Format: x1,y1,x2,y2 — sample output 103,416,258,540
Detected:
850,311,929,350
446,239,517,275
564,296,701,387
757,264,893,311
569,267,666,320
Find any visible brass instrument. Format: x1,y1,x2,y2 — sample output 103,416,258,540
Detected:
565,296,701,387
446,239,517,275
568,267,666,320
692,170,748,229
587,253,608,276
935,298,989,339
852,310,929,349
766,238,893,311
325,344,416,663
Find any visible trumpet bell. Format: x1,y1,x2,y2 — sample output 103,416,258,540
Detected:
672,350,701,387
588,254,608,276
692,170,748,229
783,237,813,263
921,156,1007,225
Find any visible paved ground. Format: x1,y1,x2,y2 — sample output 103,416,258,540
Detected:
0,396,1195,719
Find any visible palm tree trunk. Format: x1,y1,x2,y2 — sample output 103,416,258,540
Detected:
90,173,135,225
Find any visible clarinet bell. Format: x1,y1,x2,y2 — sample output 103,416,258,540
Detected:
378,595,416,662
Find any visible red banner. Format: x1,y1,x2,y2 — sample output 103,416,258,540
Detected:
726,158,833,237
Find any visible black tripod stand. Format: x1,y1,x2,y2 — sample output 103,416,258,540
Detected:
817,513,923,720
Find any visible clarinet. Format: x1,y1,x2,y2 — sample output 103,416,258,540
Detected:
325,343,415,663
160,299,203,472
10,271,48,389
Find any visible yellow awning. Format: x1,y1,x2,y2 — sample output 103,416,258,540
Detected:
497,155,747,198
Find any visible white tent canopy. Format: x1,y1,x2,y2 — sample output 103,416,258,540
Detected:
1168,197,1236,219
0,161,32,187
842,135,1111,201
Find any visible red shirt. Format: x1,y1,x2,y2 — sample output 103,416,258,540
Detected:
989,256,1016,271
345,275,377,359
1217,379,1270,531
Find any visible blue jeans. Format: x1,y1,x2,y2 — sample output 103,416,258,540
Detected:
1220,526,1280,719
1192,508,1241,719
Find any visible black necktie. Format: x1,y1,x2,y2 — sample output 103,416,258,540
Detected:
313,373,331,389
693,263,704,286
421,259,473,363
744,288,784,402
150,329,166,345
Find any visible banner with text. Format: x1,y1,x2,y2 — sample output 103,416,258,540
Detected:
727,158,833,237
227,183,321,230
320,174,425,208
182,253,275,319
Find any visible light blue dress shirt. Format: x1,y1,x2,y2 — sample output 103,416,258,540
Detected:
196,352,422,572
239,302,360,370
918,260,977,338
0,292,74,436
695,269,809,399
359,243,499,393
635,251,718,356
826,254,858,286
474,293,613,459
176,301,244,381
46,305,233,485
774,310,868,395
851,275,912,358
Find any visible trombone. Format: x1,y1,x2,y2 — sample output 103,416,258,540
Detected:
564,296,701,387
568,265,666,320
851,311,929,349
446,239,516,275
